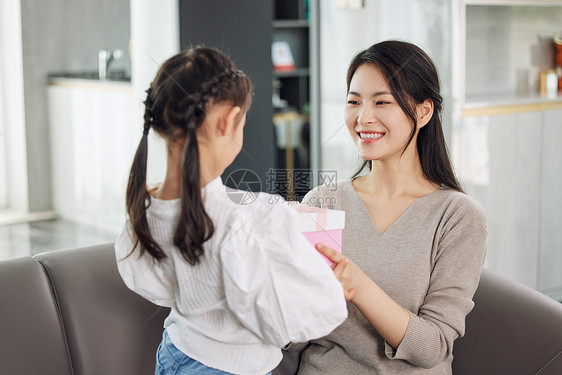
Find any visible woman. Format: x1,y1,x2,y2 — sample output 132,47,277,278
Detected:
296,40,487,374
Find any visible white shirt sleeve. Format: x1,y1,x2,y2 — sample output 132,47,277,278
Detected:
114,223,177,308
220,197,348,348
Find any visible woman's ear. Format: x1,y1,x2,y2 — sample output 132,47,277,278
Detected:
219,105,242,136
417,99,434,128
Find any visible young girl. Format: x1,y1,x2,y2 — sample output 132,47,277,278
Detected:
114,47,347,375
294,41,487,374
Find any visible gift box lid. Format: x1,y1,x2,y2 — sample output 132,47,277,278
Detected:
289,202,345,232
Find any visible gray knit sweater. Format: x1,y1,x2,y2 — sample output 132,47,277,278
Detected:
297,179,487,375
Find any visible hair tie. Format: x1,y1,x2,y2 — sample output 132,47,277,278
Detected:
143,125,150,136
187,121,196,131
144,87,153,107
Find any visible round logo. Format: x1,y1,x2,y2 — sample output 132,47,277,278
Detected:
224,169,261,205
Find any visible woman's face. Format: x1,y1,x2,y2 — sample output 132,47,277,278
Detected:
345,64,415,162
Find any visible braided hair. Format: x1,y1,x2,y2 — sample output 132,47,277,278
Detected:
126,46,253,264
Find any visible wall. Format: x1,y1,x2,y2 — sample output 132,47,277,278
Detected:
318,0,452,180
130,0,179,185
0,0,28,212
0,54,5,208
17,0,130,212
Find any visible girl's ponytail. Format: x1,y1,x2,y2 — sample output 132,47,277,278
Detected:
125,88,166,259
173,121,214,265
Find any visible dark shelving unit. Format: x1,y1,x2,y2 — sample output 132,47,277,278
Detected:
177,0,319,200
272,0,318,201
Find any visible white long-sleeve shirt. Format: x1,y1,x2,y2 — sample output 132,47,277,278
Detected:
115,177,347,375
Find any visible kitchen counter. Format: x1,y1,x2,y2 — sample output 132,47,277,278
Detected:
47,71,132,91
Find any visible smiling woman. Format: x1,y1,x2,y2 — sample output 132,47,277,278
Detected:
294,40,488,375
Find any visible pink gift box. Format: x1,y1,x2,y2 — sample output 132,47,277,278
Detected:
291,203,345,267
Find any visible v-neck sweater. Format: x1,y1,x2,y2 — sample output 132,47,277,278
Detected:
298,179,487,375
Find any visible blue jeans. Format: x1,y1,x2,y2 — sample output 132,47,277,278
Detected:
155,329,272,375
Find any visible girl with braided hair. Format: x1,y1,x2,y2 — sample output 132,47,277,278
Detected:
114,46,347,375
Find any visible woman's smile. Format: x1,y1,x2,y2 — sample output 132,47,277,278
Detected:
357,131,385,142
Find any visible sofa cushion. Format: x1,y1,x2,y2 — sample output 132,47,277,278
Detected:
0,256,73,375
34,243,169,375
453,268,562,375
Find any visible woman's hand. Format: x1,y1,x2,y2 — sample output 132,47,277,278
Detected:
316,243,410,348
316,243,364,301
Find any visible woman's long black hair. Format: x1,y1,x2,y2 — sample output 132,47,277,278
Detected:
126,46,252,264
348,40,463,193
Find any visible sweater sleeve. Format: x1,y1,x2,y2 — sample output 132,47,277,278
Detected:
384,196,487,368
220,196,348,348
114,222,177,308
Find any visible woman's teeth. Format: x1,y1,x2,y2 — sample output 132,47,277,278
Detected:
359,132,383,139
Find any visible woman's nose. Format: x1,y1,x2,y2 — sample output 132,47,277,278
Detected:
357,101,376,125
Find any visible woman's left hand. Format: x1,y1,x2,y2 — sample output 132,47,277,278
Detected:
316,243,410,349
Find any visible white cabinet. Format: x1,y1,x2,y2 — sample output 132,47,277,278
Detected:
48,81,137,231
455,107,562,298
540,109,562,298
456,112,542,289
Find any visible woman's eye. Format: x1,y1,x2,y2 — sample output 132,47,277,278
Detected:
347,100,359,105
376,101,389,105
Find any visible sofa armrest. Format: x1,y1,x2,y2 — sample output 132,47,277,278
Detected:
452,268,562,375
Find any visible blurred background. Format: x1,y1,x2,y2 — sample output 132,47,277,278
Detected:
0,0,561,301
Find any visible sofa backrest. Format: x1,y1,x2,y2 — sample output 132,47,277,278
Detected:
34,243,169,375
0,255,73,375
452,268,562,375
3,243,561,375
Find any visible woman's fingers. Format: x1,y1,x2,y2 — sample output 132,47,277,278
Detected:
315,243,344,263
316,244,356,301
332,257,349,277
330,257,354,301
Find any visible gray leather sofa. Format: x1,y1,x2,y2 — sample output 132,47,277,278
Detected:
0,243,561,375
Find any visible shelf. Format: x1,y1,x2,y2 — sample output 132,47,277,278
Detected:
463,0,562,6
273,68,310,78
462,93,562,116
272,19,309,28
465,92,562,107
